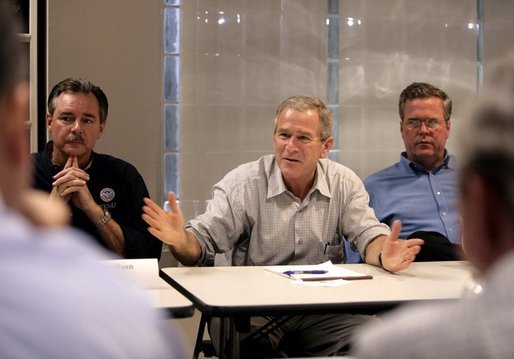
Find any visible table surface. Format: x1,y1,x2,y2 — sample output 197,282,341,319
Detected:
160,261,473,316
146,278,195,318
102,259,194,318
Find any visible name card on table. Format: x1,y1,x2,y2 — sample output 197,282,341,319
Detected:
103,258,168,289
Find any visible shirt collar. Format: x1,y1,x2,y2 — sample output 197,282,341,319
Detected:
315,159,332,198
267,158,331,199
268,161,287,198
400,150,454,174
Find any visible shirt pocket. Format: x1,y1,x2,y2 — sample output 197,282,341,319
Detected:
322,240,345,264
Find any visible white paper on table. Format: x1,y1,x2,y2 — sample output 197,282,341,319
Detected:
265,260,373,282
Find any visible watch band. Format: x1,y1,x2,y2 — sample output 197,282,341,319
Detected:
96,209,112,228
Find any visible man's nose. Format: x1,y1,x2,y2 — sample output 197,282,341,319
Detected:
285,136,298,149
71,120,82,132
418,121,430,133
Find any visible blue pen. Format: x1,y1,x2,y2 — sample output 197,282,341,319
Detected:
283,270,328,276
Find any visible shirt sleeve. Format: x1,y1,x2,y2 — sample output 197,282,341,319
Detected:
186,166,249,266
340,168,390,257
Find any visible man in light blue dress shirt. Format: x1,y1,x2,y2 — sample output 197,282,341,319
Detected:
362,82,460,261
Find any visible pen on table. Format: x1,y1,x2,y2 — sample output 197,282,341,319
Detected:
283,270,328,276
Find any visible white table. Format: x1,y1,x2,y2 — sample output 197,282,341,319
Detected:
160,261,472,358
103,259,194,318
146,278,195,318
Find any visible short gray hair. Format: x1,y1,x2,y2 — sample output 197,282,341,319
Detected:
274,95,333,141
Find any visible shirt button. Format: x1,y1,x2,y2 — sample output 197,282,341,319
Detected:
297,239,303,245
442,212,447,216
436,192,441,195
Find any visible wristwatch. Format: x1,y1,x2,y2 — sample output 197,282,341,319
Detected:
96,209,112,228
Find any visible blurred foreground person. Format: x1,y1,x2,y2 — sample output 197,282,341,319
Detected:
0,2,183,357
354,55,514,358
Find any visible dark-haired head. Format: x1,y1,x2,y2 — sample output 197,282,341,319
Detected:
48,78,108,123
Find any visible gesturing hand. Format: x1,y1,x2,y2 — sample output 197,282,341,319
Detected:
381,220,424,272
142,191,186,247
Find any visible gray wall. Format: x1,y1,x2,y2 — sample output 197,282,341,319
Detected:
47,0,163,201
47,0,514,210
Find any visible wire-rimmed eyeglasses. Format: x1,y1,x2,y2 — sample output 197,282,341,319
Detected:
402,118,444,130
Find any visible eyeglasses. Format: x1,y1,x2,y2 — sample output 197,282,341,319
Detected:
402,118,444,130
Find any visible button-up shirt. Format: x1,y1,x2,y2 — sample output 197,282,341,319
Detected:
364,151,460,243
186,154,390,266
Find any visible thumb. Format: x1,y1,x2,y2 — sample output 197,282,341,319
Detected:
71,156,79,168
389,219,402,242
168,191,181,213
64,155,73,169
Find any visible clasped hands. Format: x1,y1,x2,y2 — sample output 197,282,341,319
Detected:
50,155,94,211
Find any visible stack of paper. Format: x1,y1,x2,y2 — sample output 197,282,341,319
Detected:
265,261,372,281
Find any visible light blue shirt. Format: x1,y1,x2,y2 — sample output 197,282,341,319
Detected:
364,151,460,244
0,197,183,358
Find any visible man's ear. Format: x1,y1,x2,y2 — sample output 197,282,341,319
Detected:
3,84,29,165
322,136,334,158
0,83,30,209
467,173,509,257
46,112,53,132
98,121,106,139
480,176,511,250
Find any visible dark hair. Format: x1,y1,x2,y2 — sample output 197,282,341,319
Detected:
274,95,333,141
47,78,109,123
0,0,26,98
399,82,452,122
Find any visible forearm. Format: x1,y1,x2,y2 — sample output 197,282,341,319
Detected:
97,218,125,256
364,235,386,267
85,204,125,256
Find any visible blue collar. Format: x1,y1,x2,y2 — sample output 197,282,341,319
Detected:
400,150,455,174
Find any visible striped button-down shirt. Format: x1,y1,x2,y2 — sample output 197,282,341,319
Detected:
187,154,390,266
